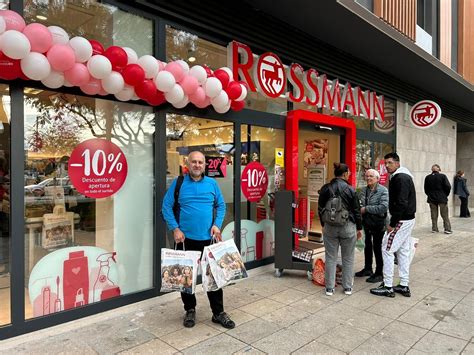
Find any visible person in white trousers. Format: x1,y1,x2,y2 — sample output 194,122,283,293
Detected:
371,152,416,298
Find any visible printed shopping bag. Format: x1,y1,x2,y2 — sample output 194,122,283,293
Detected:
42,205,74,249
408,237,419,264
201,246,219,292
312,258,325,286
160,248,201,294
206,239,248,289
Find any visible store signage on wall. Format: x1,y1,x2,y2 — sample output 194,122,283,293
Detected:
275,148,284,167
205,156,227,178
228,41,385,121
409,100,442,129
68,139,128,198
241,161,269,202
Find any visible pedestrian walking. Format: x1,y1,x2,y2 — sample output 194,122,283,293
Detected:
161,151,235,329
355,169,388,283
424,164,452,234
370,152,416,298
318,163,363,296
454,170,471,218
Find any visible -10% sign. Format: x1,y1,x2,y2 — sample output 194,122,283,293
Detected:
68,139,128,199
241,162,269,202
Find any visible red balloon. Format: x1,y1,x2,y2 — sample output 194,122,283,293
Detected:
135,79,156,101
226,81,243,100
104,46,128,72
230,100,245,112
0,52,22,80
213,69,230,89
147,91,166,106
89,40,104,56
203,65,214,78
122,64,146,87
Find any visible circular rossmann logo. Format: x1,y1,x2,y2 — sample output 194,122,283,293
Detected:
409,100,442,129
255,52,286,98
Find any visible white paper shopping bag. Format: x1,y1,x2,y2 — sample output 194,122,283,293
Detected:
160,248,201,294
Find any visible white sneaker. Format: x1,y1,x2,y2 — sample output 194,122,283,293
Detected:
344,288,352,295
325,288,334,296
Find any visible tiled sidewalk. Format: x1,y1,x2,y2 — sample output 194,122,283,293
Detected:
1,217,473,354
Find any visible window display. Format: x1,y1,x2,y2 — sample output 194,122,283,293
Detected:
24,90,155,319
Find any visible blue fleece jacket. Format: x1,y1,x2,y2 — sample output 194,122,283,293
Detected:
161,174,226,240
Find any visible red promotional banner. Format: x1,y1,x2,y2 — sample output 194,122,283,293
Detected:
68,139,128,198
241,162,268,202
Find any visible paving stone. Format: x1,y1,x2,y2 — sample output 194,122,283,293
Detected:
2,335,97,355
290,295,335,314
119,339,178,355
451,303,474,322
317,324,373,353
238,298,286,317
398,307,442,329
378,320,428,347
268,288,309,304
252,328,312,354
340,289,383,310
433,316,474,340
314,302,362,322
293,341,346,355
233,346,266,355
162,323,221,351
428,287,468,303
293,280,324,294
226,318,281,344
350,333,409,355
462,342,474,355
365,297,414,319
261,305,310,328
413,331,468,353
343,311,392,335
286,313,343,340
182,333,247,354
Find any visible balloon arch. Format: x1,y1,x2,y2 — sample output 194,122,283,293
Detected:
0,10,248,112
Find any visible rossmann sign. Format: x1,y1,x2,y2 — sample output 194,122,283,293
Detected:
228,41,385,121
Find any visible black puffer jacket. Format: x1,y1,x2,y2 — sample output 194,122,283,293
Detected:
388,167,416,227
424,171,451,204
318,177,362,230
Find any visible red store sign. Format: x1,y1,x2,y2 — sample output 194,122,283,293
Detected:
228,41,385,121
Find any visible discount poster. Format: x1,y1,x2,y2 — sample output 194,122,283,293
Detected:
303,139,328,178
68,139,128,198
241,162,269,202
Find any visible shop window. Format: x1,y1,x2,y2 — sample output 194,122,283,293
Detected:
239,125,285,262
374,142,394,186
24,90,155,319
24,0,153,56
0,84,10,326
165,114,234,249
356,140,372,190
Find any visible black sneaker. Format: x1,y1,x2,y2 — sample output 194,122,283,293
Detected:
370,283,395,297
366,274,383,283
212,312,235,329
444,230,453,235
183,309,196,328
355,269,372,277
393,284,411,297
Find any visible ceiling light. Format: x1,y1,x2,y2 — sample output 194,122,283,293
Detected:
188,56,196,63
36,15,47,20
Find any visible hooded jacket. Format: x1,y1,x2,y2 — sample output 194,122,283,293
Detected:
424,171,451,204
388,166,416,227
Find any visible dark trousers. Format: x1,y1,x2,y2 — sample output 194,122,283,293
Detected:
176,238,224,315
459,197,471,217
429,202,451,231
364,226,384,275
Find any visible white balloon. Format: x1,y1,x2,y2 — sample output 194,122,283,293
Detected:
154,71,176,92
164,84,184,104
2,30,30,59
41,70,65,89
172,95,189,109
176,60,190,75
189,65,207,85
101,71,125,95
214,101,231,114
220,67,234,81
69,36,93,63
235,85,247,101
63,78,74,87
21,52,51,80
137,55,159,79
123,47,138,64
87,55,112,79
211,90,229,108
114,85,135,101
48,26,69,45
0,17,6,35
205,77,223,99
131,94,140,101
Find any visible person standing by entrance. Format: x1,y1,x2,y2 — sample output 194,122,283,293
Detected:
454,170,471,218
161,151,235,329
424,164,452,234
371,152,416,298
318,163,362,296
355,169,388,283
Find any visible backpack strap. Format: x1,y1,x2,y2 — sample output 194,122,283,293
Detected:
174,175,184,206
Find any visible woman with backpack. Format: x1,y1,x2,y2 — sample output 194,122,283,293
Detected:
454,170,470,218
318,163,363,296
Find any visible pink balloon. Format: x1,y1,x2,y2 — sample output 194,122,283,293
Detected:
189,86,206,105
180,75,199,96
164,61,185,82
195,96,211,109
47,44,75,72
80,78,102,95
157,60,166,71
0,10,26,32
23,23,53,53
64,63,90,86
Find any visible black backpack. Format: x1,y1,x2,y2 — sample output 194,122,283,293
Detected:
321,184,350,226
161,176,184,223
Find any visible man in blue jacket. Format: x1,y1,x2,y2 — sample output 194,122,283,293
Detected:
162,151,234,329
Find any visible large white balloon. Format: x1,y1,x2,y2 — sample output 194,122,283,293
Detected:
205,77,223,99
87,55,112,79
69,36,93,63
48,26,69,45
114,85,135,101
21,52,51,80
172,95,189,109
0,17,6,35
2,30,30,59
63,78,74,87
189,65,207,85
154,71,176,93
41,70,65,89
213,101,231,114
101,71,125,95
211,90,229,108
123,47,138,64
137,55,159,79
164,84,185,104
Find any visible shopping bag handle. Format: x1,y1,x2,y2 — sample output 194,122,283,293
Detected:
174,241,185,251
